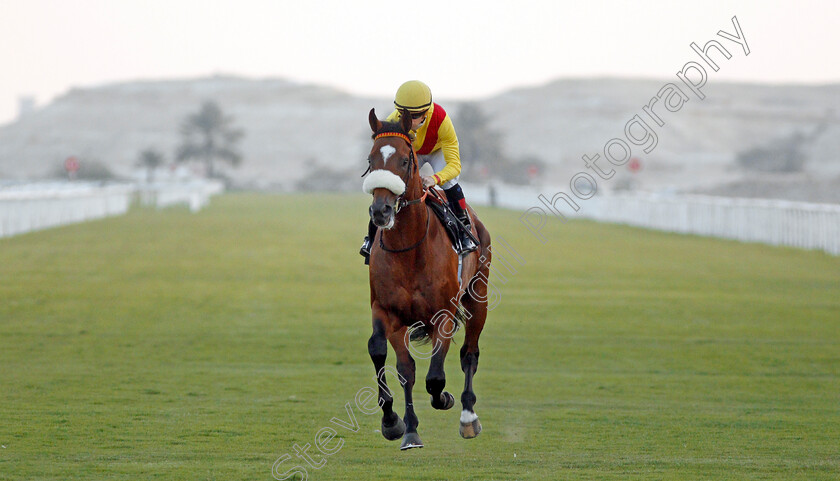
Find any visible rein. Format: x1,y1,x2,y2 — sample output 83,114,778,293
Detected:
379,207,429,253
369,131,431,254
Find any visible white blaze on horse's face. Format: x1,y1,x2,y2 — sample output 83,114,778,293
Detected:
380,145,396,165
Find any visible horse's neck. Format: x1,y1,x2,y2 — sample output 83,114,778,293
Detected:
380,192,428,251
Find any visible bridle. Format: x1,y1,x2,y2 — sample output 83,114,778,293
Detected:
362,130,430,253
363,131,428,213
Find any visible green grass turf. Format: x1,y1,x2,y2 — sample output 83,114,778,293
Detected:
1,193,838,480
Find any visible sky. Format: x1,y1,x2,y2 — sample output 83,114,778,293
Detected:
1,0,838,125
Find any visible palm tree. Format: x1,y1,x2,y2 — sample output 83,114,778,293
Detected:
136,148,164,183
176,101,244,178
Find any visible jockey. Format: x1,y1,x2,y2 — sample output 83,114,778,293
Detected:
361,80,478,261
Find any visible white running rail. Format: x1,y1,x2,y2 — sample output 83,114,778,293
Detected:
136,180,225,212
0,182,134,238
0,180,225,239
464,183,840,256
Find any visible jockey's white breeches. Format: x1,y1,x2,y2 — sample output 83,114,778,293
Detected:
419,150,459,190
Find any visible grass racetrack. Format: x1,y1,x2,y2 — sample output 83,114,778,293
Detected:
1,193,838,480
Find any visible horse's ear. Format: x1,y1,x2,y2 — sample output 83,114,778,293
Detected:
399,109,412,134
369,108,382,133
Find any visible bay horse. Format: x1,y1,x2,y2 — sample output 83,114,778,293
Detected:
363,108,492,450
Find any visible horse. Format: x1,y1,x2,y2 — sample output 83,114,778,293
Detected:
362,108,492,450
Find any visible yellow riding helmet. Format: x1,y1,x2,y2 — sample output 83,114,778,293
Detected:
394,80,432,112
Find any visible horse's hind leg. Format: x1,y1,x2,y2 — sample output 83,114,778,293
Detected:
368,310,404,441
426,320,455,411
388,327,423,450
459,281,488,439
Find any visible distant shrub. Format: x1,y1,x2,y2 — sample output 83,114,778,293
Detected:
736,132,806,173
51,158,121,181
297,160,359,192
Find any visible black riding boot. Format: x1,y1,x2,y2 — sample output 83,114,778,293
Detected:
360,219,377,264
443,184,478,255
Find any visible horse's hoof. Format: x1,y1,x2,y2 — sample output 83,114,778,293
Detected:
381,416,406,441
400,432,424,450
431,391,455,410
459,411,482,439
442,391,455,410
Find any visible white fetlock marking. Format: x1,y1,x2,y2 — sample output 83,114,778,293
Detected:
460,410,478,423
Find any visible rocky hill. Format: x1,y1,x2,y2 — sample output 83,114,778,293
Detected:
0,76,390,190
2,76,839,199
482,78,840,195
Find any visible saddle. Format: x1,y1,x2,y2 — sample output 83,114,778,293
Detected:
425,190,480,254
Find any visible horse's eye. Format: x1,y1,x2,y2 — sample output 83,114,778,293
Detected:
402,157,409,166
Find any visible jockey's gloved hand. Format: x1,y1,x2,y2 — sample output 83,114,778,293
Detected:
422,176,437,188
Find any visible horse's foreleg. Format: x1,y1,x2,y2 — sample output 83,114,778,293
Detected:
459,287,488,439
369,313,404,441
427,319,455,411
389,327,423,450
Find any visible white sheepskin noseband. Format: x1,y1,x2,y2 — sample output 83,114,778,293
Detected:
362,170,406,195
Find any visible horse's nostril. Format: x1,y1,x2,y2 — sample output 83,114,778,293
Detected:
381,204,393,215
